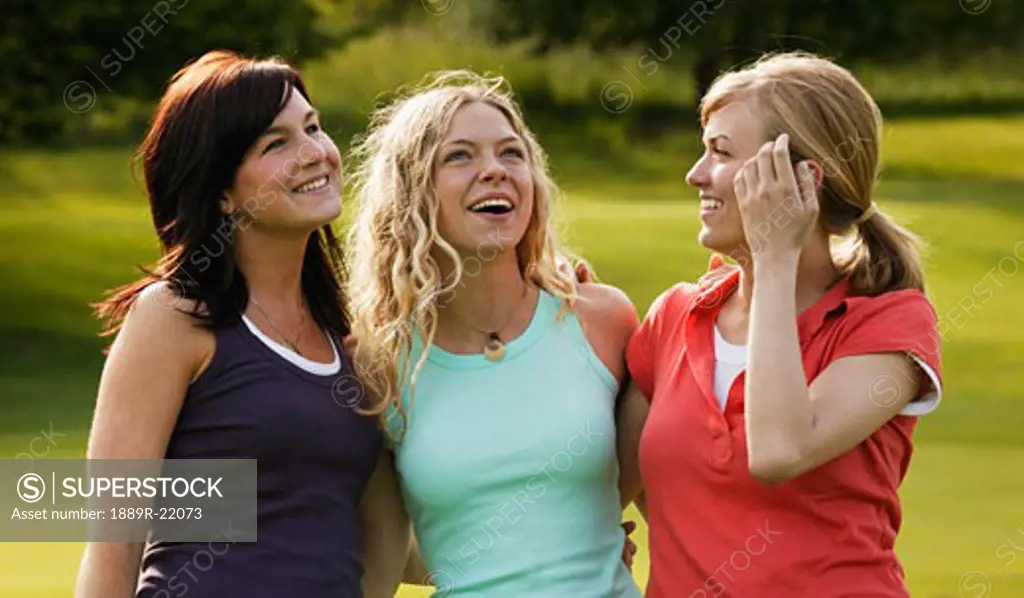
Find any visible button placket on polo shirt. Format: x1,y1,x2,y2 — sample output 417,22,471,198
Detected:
709,389,738,467
686,273,741,470
711,437,732,465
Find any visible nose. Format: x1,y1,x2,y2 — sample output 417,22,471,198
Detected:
685,153,711,188
479,151,509,183
297,134,329,166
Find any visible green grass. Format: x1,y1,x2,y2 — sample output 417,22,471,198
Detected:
2,113,1023,596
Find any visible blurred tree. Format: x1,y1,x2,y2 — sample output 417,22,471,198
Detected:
0,0,407,145
478,0,1024,109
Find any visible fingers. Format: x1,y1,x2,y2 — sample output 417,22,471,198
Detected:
708,253,726,270
742,160,757,204
755,140,775,189
574,259,594,284
624,542,637,569
796,161,819,212
620,520,639,569
733,167,748,202
772,133,798,193
621,540,637,568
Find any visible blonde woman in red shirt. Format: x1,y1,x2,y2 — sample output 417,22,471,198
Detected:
617,51,943,597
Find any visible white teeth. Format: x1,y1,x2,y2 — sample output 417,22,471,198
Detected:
701,198,723,210
294,176,329,193
469,198,514,212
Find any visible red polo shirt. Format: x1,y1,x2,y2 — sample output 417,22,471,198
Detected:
627,268,942,598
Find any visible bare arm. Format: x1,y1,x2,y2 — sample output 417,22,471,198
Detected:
401,537,431,586
615,381,649,509
359,450,412,598
736,140,927,484
574,283,643,509
75,284,211,598
745,258,923,484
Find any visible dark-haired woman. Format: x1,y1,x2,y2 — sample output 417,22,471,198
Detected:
74,51,407,598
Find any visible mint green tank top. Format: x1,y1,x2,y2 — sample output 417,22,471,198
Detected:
387,289,641,598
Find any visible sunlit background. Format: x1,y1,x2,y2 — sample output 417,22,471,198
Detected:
2,0,1023,596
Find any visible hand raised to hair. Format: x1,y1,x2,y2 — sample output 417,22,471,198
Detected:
733,133,819,261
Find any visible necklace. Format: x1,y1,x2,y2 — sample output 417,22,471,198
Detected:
250,296,307,355
448,283,530,362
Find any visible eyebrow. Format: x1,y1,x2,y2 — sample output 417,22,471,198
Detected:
444,135,522,148
260,109,319,138
703,133,730,145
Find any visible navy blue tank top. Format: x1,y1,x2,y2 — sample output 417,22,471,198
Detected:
136,315,382,598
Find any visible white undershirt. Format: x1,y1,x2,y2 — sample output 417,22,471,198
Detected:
712,324,942,416
712,325,748,410
241,314,341,375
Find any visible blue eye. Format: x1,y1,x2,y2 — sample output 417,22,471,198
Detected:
445,149,470,162
502,147,525,159
305,123,321,135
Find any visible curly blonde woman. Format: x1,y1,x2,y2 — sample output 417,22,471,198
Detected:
346,71,642,597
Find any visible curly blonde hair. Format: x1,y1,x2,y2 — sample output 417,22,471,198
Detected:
345,70,578,437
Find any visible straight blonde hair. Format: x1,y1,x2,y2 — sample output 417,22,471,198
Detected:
701,51,926,295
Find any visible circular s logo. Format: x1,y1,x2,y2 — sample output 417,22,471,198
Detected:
959,0,992,15
600,81,634,114
63,81,97,114
17,473,46,503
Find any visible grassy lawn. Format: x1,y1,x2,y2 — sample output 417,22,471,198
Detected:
1,114,1023,596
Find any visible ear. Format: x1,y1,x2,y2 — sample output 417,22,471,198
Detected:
798,159,825,190
219,193,235,216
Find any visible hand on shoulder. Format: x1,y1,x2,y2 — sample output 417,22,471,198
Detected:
575,282,639,383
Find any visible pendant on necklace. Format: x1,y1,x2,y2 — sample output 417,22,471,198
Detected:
484,332,506,362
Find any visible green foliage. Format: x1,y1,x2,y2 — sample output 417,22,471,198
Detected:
6,2,1024,147
483,0,1024,60
480,0,1024,100
0,0,340,145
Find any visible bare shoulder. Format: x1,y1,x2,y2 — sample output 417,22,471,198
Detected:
576,282,639,332
122,282,214,378
89,282,215,460
132,281,207,330
574,283,639,383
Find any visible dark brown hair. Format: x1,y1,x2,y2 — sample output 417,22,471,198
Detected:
95,50,349,339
